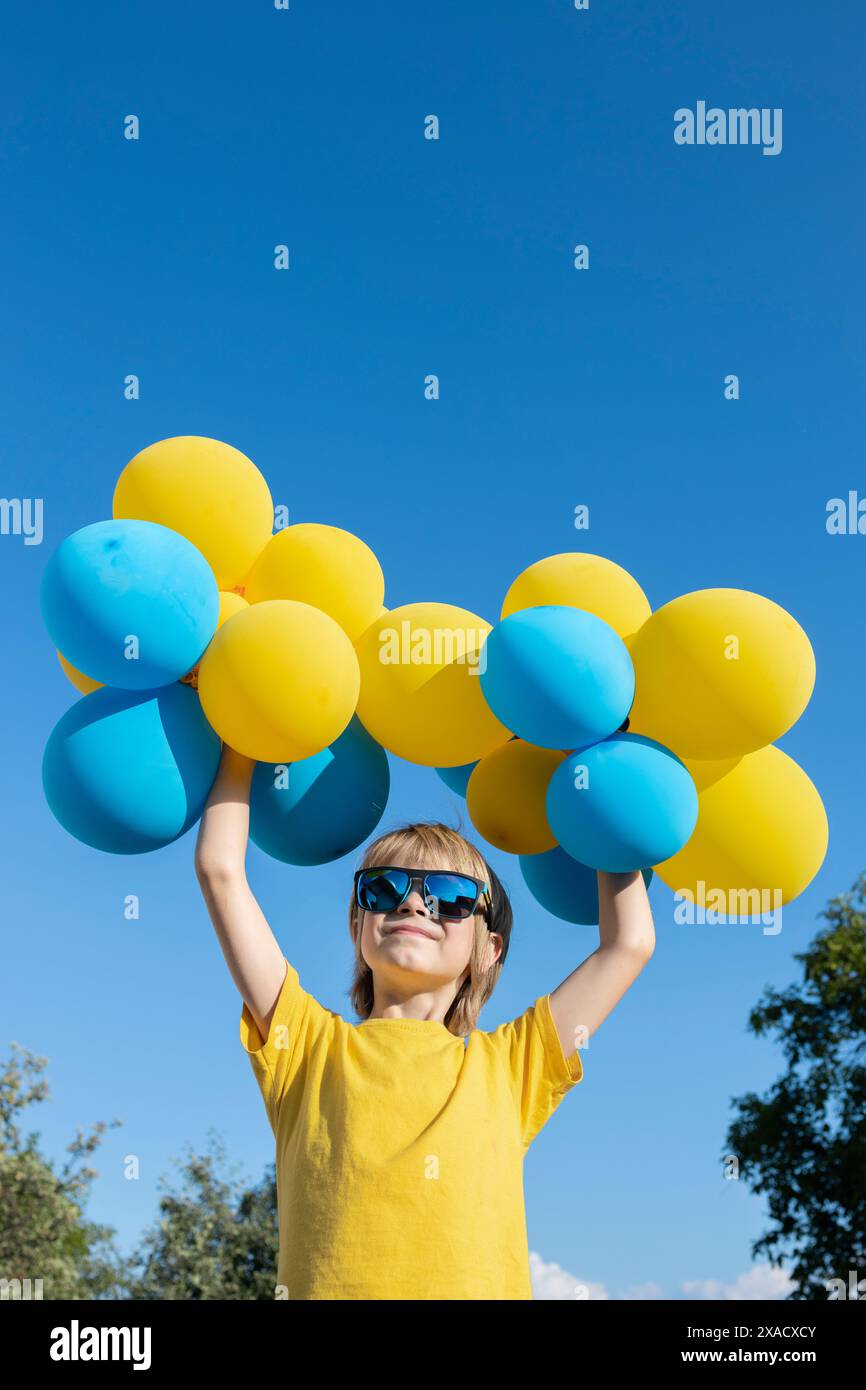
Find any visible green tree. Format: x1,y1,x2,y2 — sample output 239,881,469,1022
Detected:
726,874,866,1299
0,1043,127,1299
125,1133,279,1299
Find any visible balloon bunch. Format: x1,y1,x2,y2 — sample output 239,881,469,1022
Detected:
40,436,827,925
432,555,827,922
40,436,387,862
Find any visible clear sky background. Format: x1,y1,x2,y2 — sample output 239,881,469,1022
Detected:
1,1,864,1300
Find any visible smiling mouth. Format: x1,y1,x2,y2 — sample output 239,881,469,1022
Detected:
387,925,435,939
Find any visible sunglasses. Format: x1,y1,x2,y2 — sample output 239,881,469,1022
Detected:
354,866,492,924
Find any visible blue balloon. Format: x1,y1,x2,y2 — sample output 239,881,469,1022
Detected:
436,737,518,797
249,716,390,866
479,605,634,750
520,845,653,924
435,761,478,796
42,684,221,854
41,519,219,689
546,732,698,872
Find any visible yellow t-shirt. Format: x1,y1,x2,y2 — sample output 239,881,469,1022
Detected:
239,957,583,1300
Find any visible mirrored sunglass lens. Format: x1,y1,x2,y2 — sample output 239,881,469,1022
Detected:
425,874,478,917
359,870,410,912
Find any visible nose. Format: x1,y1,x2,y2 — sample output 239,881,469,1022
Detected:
398,889,431,917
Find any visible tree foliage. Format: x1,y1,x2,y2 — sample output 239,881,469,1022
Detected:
726,874,866,1299
124,1133,279,1300
0,1043,127,1298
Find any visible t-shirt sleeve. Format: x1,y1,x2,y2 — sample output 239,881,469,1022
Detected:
238,956,332,1132
488,992,584,1151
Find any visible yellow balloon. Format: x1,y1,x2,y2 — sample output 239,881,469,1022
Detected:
684,755,743,793
502,553,652,640
355,604,389,645
467,740,566,854
57,650,102,695
113,436,274,591
629,589,816,760
215,590,249,629
655,746,828,909
198,600,360,762
355,603,511,766
244,523,384,642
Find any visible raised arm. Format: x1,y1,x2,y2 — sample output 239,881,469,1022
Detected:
548,870,655,1056
194,746,288,1039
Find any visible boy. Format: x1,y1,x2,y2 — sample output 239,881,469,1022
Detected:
195,745,655,1300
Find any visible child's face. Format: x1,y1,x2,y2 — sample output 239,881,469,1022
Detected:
354,858,499,995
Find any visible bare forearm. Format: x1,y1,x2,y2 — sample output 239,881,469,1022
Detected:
195,747,286,1034
549,870,655,1049
195,745,256,876
198,869,286,1031
597,870,655,957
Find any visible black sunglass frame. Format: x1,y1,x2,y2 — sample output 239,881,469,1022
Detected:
354,866,493,925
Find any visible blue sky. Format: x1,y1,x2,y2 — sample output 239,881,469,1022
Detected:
1,0,864,1299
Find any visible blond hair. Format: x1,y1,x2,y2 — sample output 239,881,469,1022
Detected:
347,821,512,1036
